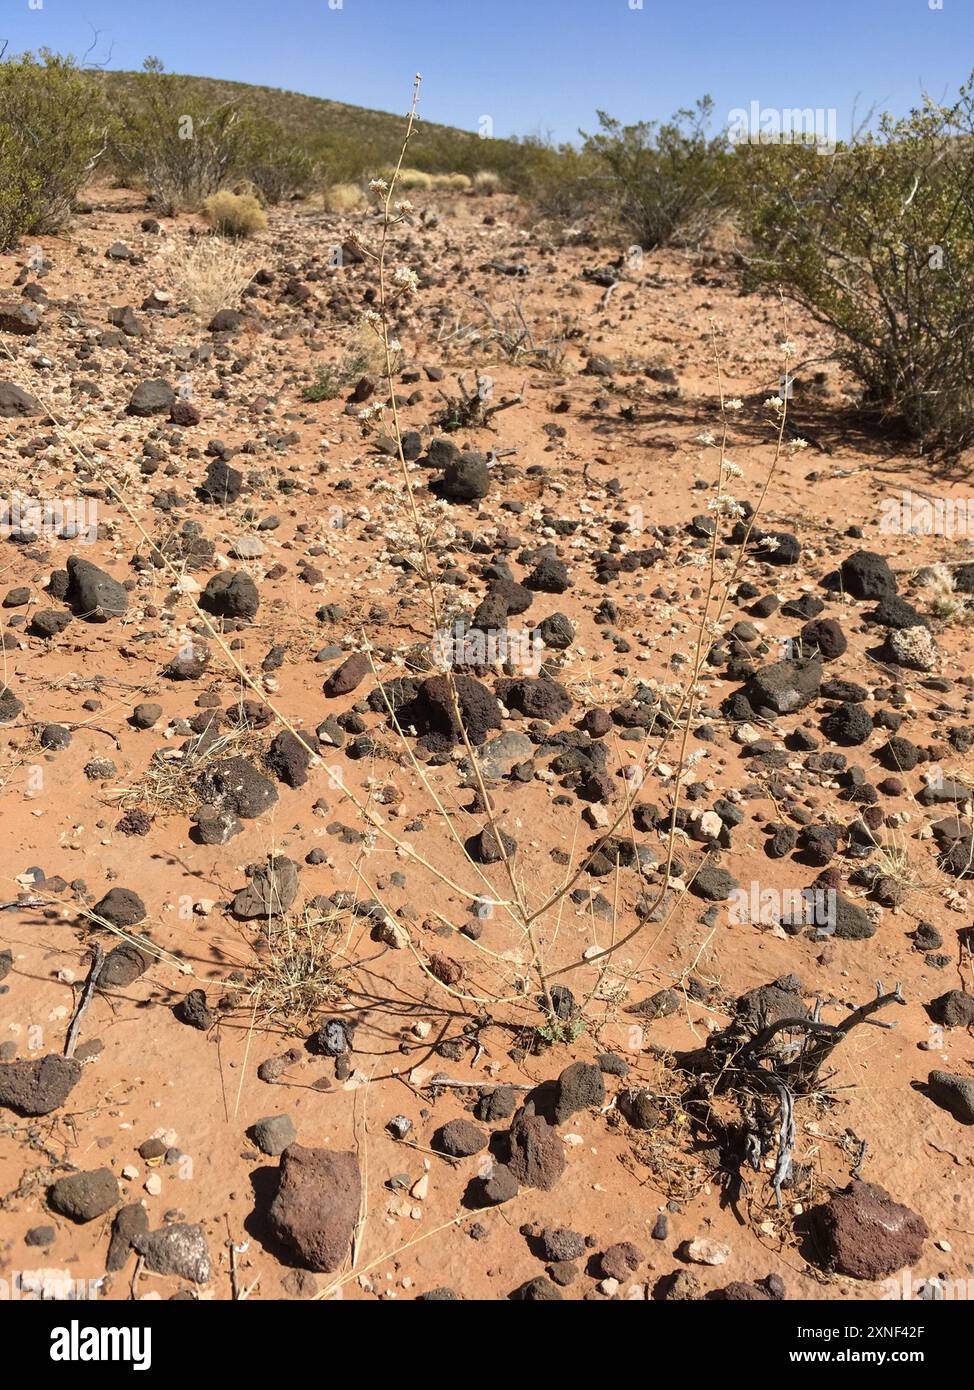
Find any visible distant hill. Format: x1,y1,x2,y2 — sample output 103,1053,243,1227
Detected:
98,70,533,181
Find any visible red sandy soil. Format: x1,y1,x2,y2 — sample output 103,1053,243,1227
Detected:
0,185,972,1303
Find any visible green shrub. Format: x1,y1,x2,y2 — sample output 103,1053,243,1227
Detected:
734,75,974,449
245,120,317,204
202,189,267,237
0,50,107,251
579,99,730,248
513,137,599,225
111,62,260,212
301,368,341,402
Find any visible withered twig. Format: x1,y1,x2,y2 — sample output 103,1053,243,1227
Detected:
64,944,104,1059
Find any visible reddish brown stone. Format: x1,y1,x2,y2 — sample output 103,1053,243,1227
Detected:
812,1181,928,1280
267,1144,361,1272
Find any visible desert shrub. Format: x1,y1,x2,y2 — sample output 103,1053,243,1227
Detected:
111,62,261,212
579,99,730,249
302,319,387,401
505,137,589,223
734,75,974,449
322,182,367,213
202,189,267,238
302,369,341,402
514,137,599,225
0,50,108,250
244,119,317,204
472,170,501,195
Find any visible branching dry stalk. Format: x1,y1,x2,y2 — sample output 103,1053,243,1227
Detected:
346,93,801,1041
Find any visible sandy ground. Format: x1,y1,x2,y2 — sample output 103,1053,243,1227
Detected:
0,185,972,1303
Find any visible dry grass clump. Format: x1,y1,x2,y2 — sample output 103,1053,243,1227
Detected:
243,904,350,1030
389,166,432,190
472,170,501,195
430,171,471,192
322,181,367,213
202,189,268,238
108,723,261,815
163,233,257,320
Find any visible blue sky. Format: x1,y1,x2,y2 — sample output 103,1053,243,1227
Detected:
3,0,972,143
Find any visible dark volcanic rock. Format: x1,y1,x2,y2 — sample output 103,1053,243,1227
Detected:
878,736,920,771
535,612,575,650
553,1061,606,1124
400,674,502,751
626,987,680,1021
511,1276,563,1300
200,571,259,620
480,1165,519,1206
134,1223,212,1282
0,685,24,724
98,942,151,989
691,863,740,901
832,894,875,940
495,676,572,723
618,1088,661,1130
434,1119,488,1157
840,550,897,601
194,756,278,819
867,594,925,630
250,1114,298,1155
601,1241,645,1281
266,731,315,788
0,1055,81,1116
525,556,572,593
746,658,822,715
232,856,300,919
801,617,847,660
106,1204,149,1272
65,555,128,620
127,378,174,417
927,1071,974,1124
507,1112,565,1191
199,458,243,504
539,1226,585,1262
48,1168,119,1223
267,1144,362,1272
822,702,873,746
93,887,146,929
0,380,42,417
441,452,491,501
324,652,372,697
0,301,41,335
928,990,974,1029
469,824,517,864
174,988,216,1030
